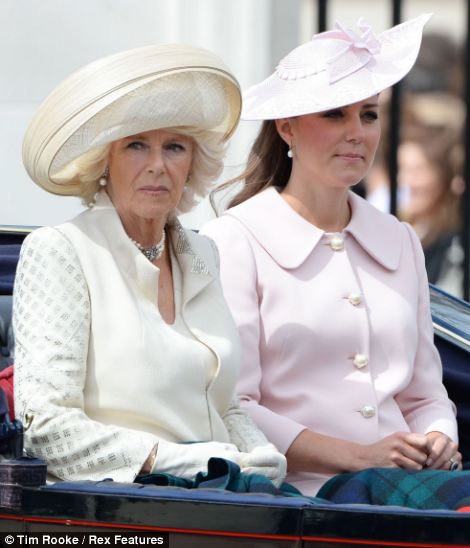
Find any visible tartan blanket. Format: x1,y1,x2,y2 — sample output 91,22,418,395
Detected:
317,468,470,510
137,458,470,510
136,457,322,501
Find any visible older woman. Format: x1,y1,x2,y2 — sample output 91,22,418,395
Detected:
202,15,461,497
14,44,286,484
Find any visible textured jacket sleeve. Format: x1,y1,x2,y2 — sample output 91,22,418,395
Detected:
222,396,270,452
395,224,458,441
201,218,307,454
13,227,157,482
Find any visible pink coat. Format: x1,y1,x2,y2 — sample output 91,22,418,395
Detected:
202,187,458,495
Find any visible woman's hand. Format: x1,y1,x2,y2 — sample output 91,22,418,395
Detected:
359,432,430,470
285,429,459,476
239,443,287,487
424,431,461,470
153,440,245,479
140,445,158,474
154,440,287,484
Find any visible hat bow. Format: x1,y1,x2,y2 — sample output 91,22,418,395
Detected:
319,18,381,84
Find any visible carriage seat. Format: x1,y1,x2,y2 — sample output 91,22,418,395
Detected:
0,295,14,418
0,296,14,371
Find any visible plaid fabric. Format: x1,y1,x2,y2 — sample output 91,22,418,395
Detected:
137,458,470,510
317,468,470,510
136,457,320,500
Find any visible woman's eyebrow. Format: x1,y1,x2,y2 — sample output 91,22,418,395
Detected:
124,134,149,141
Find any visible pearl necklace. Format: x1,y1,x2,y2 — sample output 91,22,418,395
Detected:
131,230,166,262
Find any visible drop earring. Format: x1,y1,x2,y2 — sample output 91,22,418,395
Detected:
287,141,294,158
99,167,109,187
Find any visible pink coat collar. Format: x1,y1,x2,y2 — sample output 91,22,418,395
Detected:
224,187,402,270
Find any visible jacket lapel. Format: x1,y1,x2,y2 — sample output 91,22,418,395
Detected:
346,192,402,271
167,219,215,307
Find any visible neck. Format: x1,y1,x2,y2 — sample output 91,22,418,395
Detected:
281,179,351,232
122,215,167,248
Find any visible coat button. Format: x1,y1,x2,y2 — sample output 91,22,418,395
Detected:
361,405,376,418
330,234,344,251
348,292,362,306
353,354,368,369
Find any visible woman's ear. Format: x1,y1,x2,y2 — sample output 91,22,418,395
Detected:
275,118,294,146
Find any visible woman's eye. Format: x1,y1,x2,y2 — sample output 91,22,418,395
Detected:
126,141,147,150
363,111,379,122
324,110,343,119
165,143,186,153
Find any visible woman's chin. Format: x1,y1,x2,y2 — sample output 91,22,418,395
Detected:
131,202,176,221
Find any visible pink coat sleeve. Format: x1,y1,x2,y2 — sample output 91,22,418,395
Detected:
201,217,308,454
395,223,458,441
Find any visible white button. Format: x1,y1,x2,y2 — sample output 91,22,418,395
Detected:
330,234,344,251
361,405,376,418
348,292,362,306
353,354,368,369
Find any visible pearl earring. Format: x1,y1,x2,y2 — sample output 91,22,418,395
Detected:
287,141,295,158
99,167,109,187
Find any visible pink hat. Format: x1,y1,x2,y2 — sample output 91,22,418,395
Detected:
242,14,432,120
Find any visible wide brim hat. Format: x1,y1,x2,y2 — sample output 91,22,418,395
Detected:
242,13,431,120
23,44,241,196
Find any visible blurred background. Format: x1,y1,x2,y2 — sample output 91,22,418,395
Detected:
0,0,468,297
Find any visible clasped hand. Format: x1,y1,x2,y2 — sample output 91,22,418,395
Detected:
364,431,461,471
154,440,286,486
239,443,287,486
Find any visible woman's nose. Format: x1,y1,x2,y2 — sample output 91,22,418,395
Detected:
345,117,365,143
146,148,165,174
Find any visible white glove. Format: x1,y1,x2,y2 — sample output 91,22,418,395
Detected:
239,443,287,487
153,440,245,479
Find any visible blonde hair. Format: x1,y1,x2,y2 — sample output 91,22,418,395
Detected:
54,127,226,213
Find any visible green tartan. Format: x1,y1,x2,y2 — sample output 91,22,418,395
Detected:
136,456,317,500
137,457,470,510
317,468,470,509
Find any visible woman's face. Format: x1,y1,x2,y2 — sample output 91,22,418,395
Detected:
106,128,194,222
280,96,381,190
398,141,442,218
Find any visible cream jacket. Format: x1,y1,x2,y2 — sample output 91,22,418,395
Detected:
14,192,264,482
202,187,458,495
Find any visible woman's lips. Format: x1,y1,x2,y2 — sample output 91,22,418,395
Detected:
138,185,169,195
335,153,364,161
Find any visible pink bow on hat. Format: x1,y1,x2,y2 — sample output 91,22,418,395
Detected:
316,18,381,84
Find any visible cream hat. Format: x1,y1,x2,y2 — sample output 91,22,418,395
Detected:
242,14,431,120
23,44,241,196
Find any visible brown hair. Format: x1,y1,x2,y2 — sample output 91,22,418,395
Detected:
210,120,291,213
399,125,463,246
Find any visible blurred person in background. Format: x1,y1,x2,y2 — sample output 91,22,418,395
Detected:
398,124,465,297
